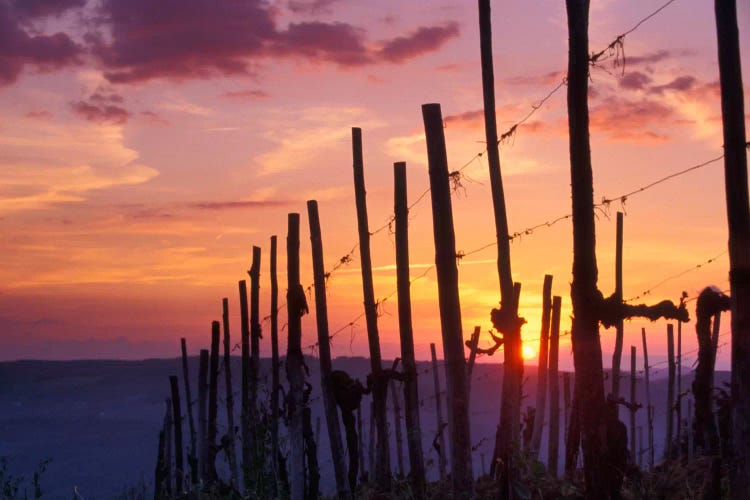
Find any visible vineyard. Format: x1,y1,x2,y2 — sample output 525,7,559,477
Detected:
138,0,750,499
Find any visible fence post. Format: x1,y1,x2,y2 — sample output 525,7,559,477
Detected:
222,298,240,490
239,279,251,486
641,328,654,470
169,376,184,493
531,275,553,458
548,296,562,476
665,324,675,459
270,235,281,496
394,161,426,497
629,345,637,464
198,349,208,482
351,127,391,489
611,212,624,407
307,200,350,499
180,338,198,486
206,321,220,482
431,342,447,482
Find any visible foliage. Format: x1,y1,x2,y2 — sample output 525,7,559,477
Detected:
0,458,50,500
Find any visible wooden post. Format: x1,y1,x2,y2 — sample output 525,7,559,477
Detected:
548,296,562,477
391,379,405,477
164,398,173,496
249,246,262,417
712,311,722,393
239,279,251,487
564,379,581,477
531,275,553,458
714,1,750,495
565,1,613,494
665,324,675,460
467,326,481,393
169,376,184,493
611,212,624,405
270,235,281,496
394,161,426,497
198,348,208,482
357,406,365,482
180,338,198,486
154,413,167,499
422,103,474,498
286,213,306,500
431,342,447,482
351,127,391,488
477,2,524,490
222,298,240,490
676,317,683,459
629,346,637,464
307,200,350,499
641,328,654,470
687,398,694,462
206,320,220,482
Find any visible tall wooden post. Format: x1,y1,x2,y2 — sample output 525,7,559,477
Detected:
422,103,474,498
431,342,447,482
565,1,610,494
249,247,262,423
477,3,524,490
714,1,750,495
286,213,306,500
391,379,405,477
169,376,184,493
307,200,350,499
394,161,426,498
155,410,167,499
351,127,390,488
164,398,173,496
239,279,251,487
270,235,281,496
611,212,624,404
641,328,654,470
180,338,198,485
677,318,683,459
629,346,637,464
665,324,676,460
198,348,208,482
531,275,553,458
221,298,240,490
548,296,562,476
206,320,220,482
712,312,722,393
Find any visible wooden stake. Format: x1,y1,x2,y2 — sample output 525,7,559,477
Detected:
206,320,220,482
155,411,167,499
431,342,447,482
286,213,306,500
222,298,240,490
665,324,675,460
391,379,405,477
180,338,198,486
548,296,562,476
249,247,262,424
394,161,426,497
641,328,654,470
422,104,473,497
169,376,184,494
239,279,251,486
270,235,281,496
307,200,350,499
164,398,173,496
351,127,390,488
676,318,683,459
629,346,637,464
467,326,481,394
198,348,208,482
611,212,624,404
714,1,750,494
531,275,553,458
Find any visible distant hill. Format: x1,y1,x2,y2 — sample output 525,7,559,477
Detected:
0,357,728,499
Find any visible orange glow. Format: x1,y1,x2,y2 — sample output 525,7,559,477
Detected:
522,343,537,361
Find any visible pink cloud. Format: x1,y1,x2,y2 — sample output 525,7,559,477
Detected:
9,0,85,20
71,100,130,124
0,1,83,85
378,22,460,63
139,111,169,126
220,89,270,100
619,71,652,90
25,109,53,120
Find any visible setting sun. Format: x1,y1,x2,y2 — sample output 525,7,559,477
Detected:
522,343,537,361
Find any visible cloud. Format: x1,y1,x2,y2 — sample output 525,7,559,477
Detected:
71,97,130,124
139,111,169,125
9,0,85,20
504,70,566,87
589,95,674,142
186,200,291,210
378,22,460,63
0,1,83,85
649,75,698,94
287,0,344,15
619,71,652,90
0,118,158,213
220,89,270,100
25,110,53,120
88,0,458,83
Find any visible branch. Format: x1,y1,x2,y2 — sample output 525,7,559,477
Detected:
599,293,689,328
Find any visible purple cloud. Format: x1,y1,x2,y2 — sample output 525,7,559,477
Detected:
619,71,652,90
0,1,83,85
220,89,271,100
9,0,85,20
71,99,130,124
378,23,460,63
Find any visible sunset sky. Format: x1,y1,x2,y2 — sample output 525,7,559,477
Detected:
1,0,748,373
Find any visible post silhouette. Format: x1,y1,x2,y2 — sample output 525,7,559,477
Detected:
169,376,184,493
270,235,281,496
641,328,654,470
531,275,553,458
611,212,624,406
431,342,447,481
307,200,350,499
221,298,240,490
422,103,474,498
180,338,198,485
548,296,562,476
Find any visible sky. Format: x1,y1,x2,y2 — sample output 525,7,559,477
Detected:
1,0,749,374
